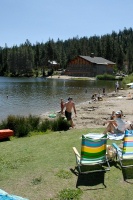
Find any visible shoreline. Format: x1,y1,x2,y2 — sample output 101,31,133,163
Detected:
42,75,133,129
46,75,96,80
42,87,133,130
72,88,133,129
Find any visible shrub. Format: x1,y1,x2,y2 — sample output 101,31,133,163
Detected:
122,74,133,86
96,73,116,80
0,115,40,137
51,116,70,131
27,114,40,131
39,119,51,132
6,115,17,131
0,119,10,130
0,115,70,137
14,117,31,137
6,115,31,137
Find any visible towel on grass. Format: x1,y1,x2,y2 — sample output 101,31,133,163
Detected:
0,189,28,200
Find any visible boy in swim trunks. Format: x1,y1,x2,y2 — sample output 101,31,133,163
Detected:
62,97,77,128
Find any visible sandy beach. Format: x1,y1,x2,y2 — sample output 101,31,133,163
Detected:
47,75,96,80
73,89,133,129
46,75,133,129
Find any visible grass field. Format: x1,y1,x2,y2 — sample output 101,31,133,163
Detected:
0,128,133,200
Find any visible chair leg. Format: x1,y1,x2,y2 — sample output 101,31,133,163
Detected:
77,164,81,174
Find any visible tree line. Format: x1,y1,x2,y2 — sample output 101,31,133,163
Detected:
0,27,133,77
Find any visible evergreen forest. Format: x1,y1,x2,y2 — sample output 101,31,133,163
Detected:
0,27,133,77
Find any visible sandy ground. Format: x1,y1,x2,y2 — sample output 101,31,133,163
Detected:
47,75,95,80
46,75,133,129
72,89,133,129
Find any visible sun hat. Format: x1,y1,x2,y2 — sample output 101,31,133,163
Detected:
115,111,121,115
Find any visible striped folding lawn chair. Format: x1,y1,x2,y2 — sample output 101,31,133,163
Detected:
112,129,133,168
73,134,110,173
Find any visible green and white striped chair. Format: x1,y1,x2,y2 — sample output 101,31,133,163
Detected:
112,129,133,168
73,134,110,173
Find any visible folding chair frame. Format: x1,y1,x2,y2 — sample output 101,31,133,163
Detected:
73,147,110,174
112,143,133,168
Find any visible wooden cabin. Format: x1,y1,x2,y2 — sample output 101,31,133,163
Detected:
64,55,115,77
48,60,60,71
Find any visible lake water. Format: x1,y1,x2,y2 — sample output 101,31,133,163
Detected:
0,77,116,121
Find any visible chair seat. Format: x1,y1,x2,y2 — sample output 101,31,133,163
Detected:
83,133,105,139
107,133,124,140
123,154,133,159
81,158,106,165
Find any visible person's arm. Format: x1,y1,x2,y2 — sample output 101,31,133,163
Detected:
73,103,77,117
104,119,115,125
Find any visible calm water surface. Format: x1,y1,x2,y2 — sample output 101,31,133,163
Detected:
0,77,116,121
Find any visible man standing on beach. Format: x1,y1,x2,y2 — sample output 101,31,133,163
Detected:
62,97,77,128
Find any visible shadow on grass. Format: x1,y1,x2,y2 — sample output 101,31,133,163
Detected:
70,166,107,190
122,164,133,184
110,160,121,170
0,138,10,142
114,160,133,183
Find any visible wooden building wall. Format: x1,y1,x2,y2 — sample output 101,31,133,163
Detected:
64,56,114,77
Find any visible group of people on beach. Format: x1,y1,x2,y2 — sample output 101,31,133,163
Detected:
91,87,106,102
60,96,133,134
60,83,133,132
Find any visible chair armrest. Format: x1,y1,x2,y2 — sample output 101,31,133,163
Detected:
72,147,81,163
112,143,122,153
73,147,80,157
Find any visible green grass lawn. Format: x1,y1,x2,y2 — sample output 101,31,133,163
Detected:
0,128,133,200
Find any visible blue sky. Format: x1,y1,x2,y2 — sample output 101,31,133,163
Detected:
0,0,133,47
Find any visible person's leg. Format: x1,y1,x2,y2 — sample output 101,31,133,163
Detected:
68,112,75,128
70,119,75,128
68,113,75,128
65,111,74,127
103,123,115,134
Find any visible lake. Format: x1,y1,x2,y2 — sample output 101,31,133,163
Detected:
0,77,116,121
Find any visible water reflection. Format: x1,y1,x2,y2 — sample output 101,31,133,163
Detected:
0,77,116,121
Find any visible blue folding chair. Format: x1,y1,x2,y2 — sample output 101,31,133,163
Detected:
112,130,133,168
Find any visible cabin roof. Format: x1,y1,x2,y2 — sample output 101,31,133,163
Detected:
79,55,115,65
48,60,58,65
